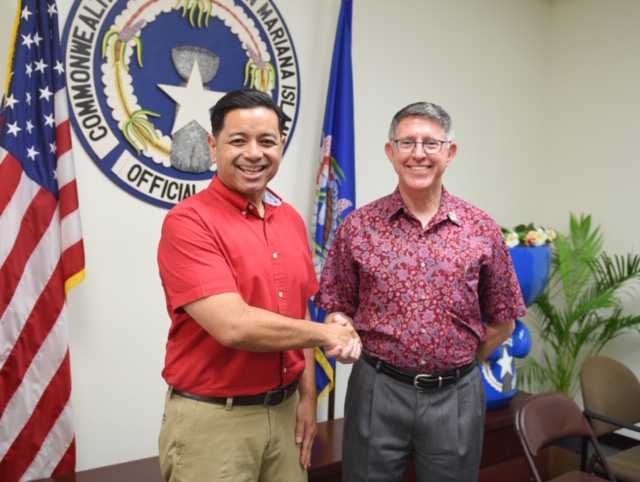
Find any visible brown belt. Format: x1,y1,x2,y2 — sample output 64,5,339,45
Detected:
172,380,299,407
361,351,477,390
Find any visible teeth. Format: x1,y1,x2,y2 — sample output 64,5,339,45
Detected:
239,166,263,173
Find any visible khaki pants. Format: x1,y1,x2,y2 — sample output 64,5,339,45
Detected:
159,387,307,482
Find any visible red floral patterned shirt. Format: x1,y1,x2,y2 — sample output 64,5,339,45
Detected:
315,187,526,372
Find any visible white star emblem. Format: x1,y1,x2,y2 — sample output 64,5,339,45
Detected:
5,94,18,109
48,3,57,17
44,113,55,127
158,62,223,134
27,146,39,160
26,63,33,77
34,59,48,74
26,120,34,133
32,32,43,47
21,6,32,20
54,60,64,75
21,33,34,49
7,122,21,137
50,142,57,154
496,347,514,378
39,86,53,101
26,92,32,105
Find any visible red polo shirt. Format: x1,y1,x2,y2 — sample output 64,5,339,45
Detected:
158,176,319,396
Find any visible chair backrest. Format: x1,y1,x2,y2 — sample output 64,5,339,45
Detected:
580,355,640,436
514,391,616,482
515,391,594,456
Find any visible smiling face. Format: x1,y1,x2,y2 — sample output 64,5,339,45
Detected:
384,115,457,200
208,107,286,207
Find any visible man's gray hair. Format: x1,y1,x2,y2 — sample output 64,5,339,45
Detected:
388,102,455,142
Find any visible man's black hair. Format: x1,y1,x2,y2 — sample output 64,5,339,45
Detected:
210,89,286,136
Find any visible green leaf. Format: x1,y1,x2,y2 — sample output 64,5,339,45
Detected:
519,212,640,398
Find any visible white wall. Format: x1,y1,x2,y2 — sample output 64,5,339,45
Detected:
0,0,638,472
548,0,640,376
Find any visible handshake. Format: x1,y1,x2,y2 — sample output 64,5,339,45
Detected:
322,312,362,364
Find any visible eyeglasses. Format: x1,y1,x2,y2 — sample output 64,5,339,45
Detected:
391,138,449,154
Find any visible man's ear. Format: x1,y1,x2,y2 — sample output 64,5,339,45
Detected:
207,134,217,164
384,141,393,162
446,142,458,166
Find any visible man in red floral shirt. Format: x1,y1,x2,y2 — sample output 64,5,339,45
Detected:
315,101,526,482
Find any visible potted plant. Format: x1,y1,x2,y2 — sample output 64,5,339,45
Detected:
518,213,640,397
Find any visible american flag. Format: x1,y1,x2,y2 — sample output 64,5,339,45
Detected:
0,0,85,480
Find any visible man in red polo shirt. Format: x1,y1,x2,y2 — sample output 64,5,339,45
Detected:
157,89,360,482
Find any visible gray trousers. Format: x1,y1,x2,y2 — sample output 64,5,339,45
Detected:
342,358,486,482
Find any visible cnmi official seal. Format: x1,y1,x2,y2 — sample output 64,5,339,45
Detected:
63,0,300,208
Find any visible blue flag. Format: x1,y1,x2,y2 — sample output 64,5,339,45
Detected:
309,0,356,403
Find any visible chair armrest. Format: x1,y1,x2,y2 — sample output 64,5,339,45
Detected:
584,409,640,433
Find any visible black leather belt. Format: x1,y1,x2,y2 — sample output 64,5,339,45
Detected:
172,380,299,407
361,351,477,390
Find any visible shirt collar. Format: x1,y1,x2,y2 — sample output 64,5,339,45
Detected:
434,187,463,226
209,175,282,215
387,186,462,227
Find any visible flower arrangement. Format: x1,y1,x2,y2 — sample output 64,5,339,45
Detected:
502,223,557,248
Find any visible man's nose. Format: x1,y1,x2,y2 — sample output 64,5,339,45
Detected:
412,143,428,157
244,140,262,159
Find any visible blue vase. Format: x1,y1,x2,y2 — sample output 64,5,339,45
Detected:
509,246,552,307
481,245,551,410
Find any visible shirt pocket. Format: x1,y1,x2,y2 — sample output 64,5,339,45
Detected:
448,257,482,320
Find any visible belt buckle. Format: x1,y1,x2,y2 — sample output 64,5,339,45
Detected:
263,388,285,407
413,373,443,389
